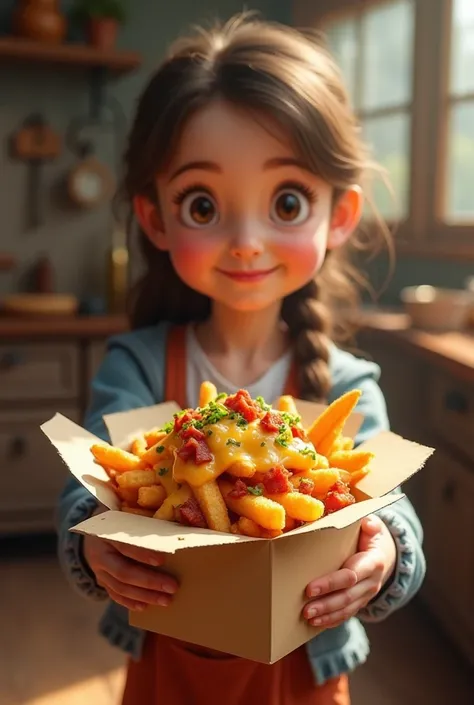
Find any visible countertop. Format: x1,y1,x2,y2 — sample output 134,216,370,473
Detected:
357,309,474,381
0,314,129,340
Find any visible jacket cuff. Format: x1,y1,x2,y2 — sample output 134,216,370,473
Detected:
58,492,108,602
357,505,425,622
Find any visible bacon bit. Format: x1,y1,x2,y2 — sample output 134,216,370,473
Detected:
180,425,205,442
298,478,315,495
291,425,307,441
262,466,292,494
228,479,249,499
177,437,213,464
260,411,285,433
324,481,356,514
176,497,207,528
174,410,203,434
225,390,261,423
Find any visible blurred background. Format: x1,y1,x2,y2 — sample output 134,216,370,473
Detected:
0,1,473,703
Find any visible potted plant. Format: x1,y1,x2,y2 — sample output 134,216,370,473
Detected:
71,0,127,50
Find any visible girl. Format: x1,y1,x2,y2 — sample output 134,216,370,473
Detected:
57,13,425,705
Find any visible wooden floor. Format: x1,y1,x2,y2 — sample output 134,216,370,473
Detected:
1,538,472,705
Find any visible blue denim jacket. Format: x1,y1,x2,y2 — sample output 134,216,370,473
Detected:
56,322,426,686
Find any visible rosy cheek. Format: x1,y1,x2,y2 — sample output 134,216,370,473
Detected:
279,237,325,276
169,235,216,279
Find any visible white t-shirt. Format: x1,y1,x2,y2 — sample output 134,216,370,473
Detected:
185,326,292,408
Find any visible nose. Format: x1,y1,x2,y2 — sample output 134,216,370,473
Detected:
229,222,264,260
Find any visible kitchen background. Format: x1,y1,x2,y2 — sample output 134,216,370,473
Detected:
1,1,473,704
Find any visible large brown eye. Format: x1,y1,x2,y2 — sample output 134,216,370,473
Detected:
271,189,310,225
181,192,219,228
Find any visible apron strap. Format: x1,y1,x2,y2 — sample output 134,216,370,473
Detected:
164,325,300,406
164,325,188,409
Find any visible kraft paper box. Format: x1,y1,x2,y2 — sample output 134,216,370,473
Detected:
41,398,434,664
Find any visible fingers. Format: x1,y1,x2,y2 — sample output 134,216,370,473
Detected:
105,586,148,612
109,540,166,567
304,577,376,624
97,570,174,608
307,592,370,628
101,550,178,595
306,568,357,599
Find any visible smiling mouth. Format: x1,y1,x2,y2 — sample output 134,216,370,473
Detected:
216,266,280,283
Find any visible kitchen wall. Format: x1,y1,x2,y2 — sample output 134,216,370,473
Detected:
0,0,290,304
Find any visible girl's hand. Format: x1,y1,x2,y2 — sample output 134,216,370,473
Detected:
303,515,397,628
83,533,179,611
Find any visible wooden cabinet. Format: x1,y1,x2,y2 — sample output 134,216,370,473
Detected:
358,329,474,668
0,336,108,536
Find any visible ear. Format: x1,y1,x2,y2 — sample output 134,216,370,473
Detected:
133,195,168,251
327,186,363,250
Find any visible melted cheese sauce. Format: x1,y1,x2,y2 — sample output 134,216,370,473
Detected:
173,419,317,487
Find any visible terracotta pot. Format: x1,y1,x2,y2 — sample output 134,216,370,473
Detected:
13,0,67,44
88,18,119,50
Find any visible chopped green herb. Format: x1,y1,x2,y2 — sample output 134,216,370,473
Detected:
156,445,165,454
216,392,227,401
256,396,270,412
236,416,248,428
160,421,174,434
260,441,266,447
281,411,301,426
158,467,169,476
299,447,317,460
207,430,213,436
247,485,264,496
226,438,241,447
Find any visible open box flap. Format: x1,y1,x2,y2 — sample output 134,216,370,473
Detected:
104,402,182,448
356,431,434,497
70,510,259,554
40,414,119,510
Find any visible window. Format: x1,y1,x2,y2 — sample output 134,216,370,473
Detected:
294,0,474,257
325,1,415,221
446,0,474,222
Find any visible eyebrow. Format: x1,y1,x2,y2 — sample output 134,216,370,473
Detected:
168,156,311,182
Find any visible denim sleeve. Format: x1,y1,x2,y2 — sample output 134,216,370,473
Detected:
56,345,157,602
331,355,426,622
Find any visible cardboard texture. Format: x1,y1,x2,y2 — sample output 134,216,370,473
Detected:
41,397,434,664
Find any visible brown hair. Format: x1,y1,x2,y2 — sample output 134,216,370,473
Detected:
119,13,390,401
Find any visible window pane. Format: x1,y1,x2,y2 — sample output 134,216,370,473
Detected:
361,1,414,111
325,18,358,106
446,103,474,220
363,113,411,219
451,0,474,95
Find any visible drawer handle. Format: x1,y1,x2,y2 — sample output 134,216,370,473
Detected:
0,351,24,371
444,390,469,414
442,481,456,503
8,436,28,458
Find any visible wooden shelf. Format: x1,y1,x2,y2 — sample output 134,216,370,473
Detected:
0,36,141,73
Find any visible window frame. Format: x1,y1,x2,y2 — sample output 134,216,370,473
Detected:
293,0,474,260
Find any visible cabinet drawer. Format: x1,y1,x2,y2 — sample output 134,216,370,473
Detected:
0,343,79,401
422,450,474,634
427,374,474,462
0,407,80,513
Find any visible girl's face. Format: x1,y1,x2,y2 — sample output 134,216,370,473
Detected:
135,101,362,313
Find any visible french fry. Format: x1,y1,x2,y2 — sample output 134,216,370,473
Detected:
199,381,218,408
122,506,155,517
275,395,299,416
117,486,139,504
307,389,361,457
266,491,324,522
192,481,231,533
237,516,263,538
138,485,167,510
154,485,193,521
116,469,157,490
328,450,374,472
153,464,180,496
130,436,148,457
290,468,341,496
346,466,370,487
144,428,168,448
226,459,257,478
341,437,355,451
141,437,174,467
219,479,285,531
91,443,143,472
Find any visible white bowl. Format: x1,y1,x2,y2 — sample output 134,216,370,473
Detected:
400,285,473,332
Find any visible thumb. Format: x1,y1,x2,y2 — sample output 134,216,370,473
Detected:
358,515,384,551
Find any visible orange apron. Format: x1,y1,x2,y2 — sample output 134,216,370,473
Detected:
121,326,350,705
